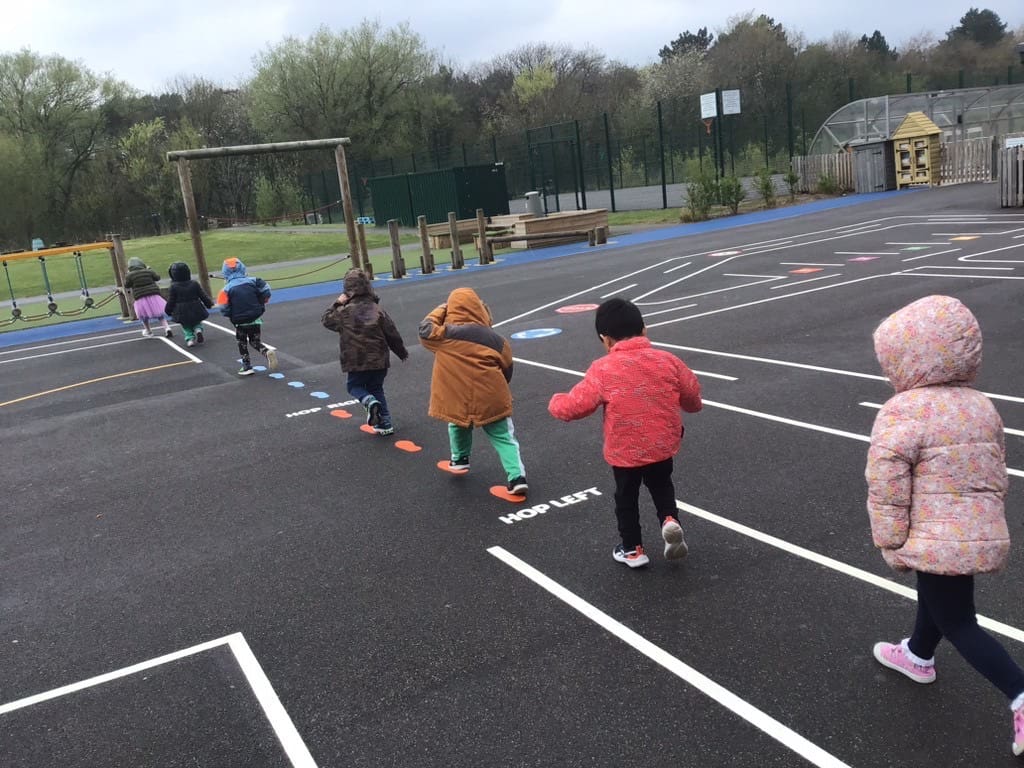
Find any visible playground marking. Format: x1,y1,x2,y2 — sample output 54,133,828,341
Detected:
901,247,962,262
0,329,141,356
0,337,139,365
203,319,278,352
0,633,317,768
600,284,637,297
788,268,822,274
770,274,841,289
488,546,854,768
158,336,202,363
0,361,194,408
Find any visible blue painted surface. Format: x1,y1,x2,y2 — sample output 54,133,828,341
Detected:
0,190,909,349
511,328,563,339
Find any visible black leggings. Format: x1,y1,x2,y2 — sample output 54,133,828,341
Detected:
611,458,676,550
235,323,267,366
909,571,1024,701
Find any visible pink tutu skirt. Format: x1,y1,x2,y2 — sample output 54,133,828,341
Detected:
134,294,167,320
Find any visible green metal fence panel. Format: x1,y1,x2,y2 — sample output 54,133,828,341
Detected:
453,164,510,219
407,169,459,224
367,175,415,226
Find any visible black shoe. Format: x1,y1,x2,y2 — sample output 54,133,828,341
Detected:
366,399,382,427
196,330,204,344
449,457,470,472
164,328,173,338
506,477,528,496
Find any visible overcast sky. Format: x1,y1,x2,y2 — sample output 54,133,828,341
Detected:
8,1,1024,93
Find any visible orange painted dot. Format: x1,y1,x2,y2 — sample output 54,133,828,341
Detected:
330,409,352,419
359,424,375,434
789,267,823,274
489,485,527,503
437,459,469,475
395,440,422,453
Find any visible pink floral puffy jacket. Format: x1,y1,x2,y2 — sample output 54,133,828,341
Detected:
866,295,1009,575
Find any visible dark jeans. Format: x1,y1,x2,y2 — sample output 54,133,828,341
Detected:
909,571,1024,701
611,458,676,550
235,323,267,367
347,369,391,427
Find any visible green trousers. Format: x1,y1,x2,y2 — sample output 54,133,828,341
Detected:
448,417,526,482
181,323,204,342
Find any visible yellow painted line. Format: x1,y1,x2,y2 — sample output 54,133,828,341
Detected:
0,361,193,408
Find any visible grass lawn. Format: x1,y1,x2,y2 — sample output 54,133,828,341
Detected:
607,209,682,226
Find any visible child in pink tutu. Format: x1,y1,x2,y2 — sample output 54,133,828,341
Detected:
123,257,172,338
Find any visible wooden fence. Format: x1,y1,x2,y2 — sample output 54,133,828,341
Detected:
938,137,993,185
792,153,853,193
998,146,1024,207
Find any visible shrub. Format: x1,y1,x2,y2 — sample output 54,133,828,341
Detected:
756,167,776,209
684,174,718,221
784,168,800,200
817,174,839,195
718,175,746,215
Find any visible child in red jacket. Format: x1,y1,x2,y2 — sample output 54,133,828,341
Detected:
548,298,702,568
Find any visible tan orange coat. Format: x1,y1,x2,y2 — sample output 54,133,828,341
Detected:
418,288,514,428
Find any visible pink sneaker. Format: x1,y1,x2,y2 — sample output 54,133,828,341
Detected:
1013,705,1023,757
873,641,936,684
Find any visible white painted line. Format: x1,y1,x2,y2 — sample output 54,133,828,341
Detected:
885,242,951,246
898,247,962,263
0,635,233,715
227,634,318,768
652,342,1024,405
674,501,1024,645
637,277,784,306
834,252,899,256
645,274,892,329
859,402,1024,437
779,262,844,267
957,241,1024,264
600,283,638,298
770,274,841,289
898,273,1024,280
690,370,738,381
663,262,692,274
901,255,932,262
0,338,139,365
909,266,1014,271
488,546,854,768
0,329,141,356
0,633,318,767
640,303,700,318
203,319,277,351
158,336,203,363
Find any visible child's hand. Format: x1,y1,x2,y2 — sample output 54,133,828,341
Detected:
336,292,348,305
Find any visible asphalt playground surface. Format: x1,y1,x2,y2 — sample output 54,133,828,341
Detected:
2,183,1023,767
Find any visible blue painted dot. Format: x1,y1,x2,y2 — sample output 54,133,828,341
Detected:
511,328,563,340
253,365,267,372
288,381,305,388
269,373,285,379
311,391,329,399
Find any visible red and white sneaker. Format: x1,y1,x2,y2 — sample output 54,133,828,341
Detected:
661,516,688,560
612,544,649,569
873,640,936,684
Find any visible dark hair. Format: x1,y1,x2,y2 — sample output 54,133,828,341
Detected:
595,298,644,341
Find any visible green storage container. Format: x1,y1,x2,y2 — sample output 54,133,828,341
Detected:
368,164,509,226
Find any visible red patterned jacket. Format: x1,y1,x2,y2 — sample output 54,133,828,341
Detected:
548,336,702,468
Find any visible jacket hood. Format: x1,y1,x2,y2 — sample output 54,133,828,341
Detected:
343,268,373,298
873,294,982,392
221,257,247,281
127,257,147,270
168,262,191,281
445,287,492,326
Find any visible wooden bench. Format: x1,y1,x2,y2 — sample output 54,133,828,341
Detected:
507,209,609,249
425,218,478,250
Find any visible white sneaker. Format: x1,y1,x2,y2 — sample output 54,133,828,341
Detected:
612,544,650,568
266,349,278,370
141,329,153,338
661,516,688,560
186,339,196,347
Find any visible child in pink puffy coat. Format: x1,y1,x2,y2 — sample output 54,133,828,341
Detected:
865,294,1023,757
548,298,702,569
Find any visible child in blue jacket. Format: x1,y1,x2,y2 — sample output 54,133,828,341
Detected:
216,258,278,375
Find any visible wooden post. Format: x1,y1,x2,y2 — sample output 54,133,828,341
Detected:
356,223,373,279
334,143,359,263
448,212,463,269
587,229,597,247
174,159,211,297
595,226,608,245
475,208,490,265
387,219,405,279
108,234,136,320
417,215,434,274
107,243,131,319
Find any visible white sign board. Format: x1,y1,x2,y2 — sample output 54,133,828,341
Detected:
722,89,741,115
1006,136,1024,149
700,92,717,119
